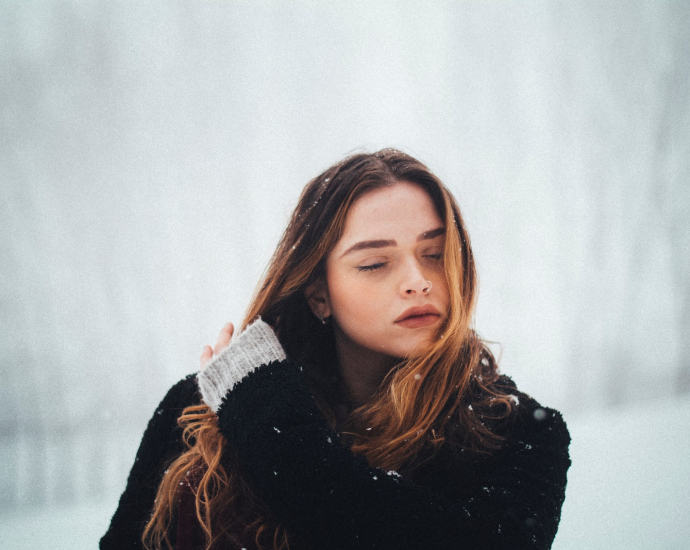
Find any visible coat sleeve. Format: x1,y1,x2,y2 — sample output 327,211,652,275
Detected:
100,375,199,550
216,360,571,550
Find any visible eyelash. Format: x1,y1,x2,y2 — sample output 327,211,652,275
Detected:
356,254,443,272
357,262,388,272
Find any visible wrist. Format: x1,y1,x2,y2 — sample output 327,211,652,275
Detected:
197,318,286,412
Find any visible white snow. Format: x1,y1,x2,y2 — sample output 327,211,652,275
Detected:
554,394,690,549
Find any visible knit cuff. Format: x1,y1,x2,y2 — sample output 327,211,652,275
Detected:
197,318,286,412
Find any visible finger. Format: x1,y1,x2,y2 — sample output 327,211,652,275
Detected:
200,345,213,370
213,322,234,356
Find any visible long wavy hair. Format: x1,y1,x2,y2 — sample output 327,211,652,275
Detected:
143,149,515,550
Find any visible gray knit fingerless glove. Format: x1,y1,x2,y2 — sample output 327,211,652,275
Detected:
197,318,286,412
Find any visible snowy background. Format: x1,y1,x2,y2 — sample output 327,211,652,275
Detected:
1,1,689,548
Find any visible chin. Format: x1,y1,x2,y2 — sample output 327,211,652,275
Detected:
389,336,436,359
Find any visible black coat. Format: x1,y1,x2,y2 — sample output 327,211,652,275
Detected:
101,360,570,549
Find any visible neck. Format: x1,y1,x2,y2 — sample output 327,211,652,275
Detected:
333,325,397,408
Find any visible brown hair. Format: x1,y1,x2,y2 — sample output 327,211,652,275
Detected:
143,149,514,549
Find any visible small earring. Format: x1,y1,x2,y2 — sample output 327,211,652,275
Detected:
319,315,329,325
422,281,432,293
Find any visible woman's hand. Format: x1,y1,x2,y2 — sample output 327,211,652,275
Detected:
200,322,234,370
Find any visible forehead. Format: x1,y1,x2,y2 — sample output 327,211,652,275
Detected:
337,182,443,244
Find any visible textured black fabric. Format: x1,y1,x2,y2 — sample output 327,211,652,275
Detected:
218,361,570,550
102,363,570,549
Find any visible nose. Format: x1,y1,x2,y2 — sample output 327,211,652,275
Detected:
400,260,431,296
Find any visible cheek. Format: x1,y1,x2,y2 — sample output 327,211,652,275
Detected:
327,273,383,326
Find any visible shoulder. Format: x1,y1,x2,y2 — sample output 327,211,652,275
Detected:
131,373,202,472
493,375,571,470
156,372,201,414
137,373,201,457
497,375,569,433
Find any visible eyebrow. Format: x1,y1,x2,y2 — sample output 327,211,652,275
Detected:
340,227,445,257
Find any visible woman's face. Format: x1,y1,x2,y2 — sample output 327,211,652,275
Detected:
322,181,450,361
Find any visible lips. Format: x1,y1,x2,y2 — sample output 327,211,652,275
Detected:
394,305,441,328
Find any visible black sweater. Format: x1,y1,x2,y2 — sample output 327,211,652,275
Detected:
101,361,570,549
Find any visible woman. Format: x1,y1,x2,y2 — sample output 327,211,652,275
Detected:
101,149,570,550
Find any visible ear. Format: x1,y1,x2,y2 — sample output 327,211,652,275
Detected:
304,278,332,320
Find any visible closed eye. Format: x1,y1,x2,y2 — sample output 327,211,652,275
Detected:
423,251,444,263
356,262,388,272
